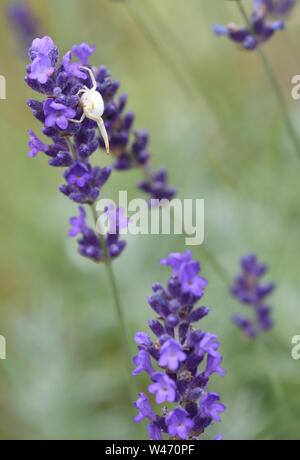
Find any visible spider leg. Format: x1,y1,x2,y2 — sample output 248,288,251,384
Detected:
78,66,98,91
97,118,110,155
76,88,87,97
68,113,86,124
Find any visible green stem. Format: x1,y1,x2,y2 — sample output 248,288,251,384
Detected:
257,339,284,403
140,0,201,93
68,135,136,408
237,0,300,158
123,1,268,202
89,203,136,406
124,1,197,100
140,164,231,284
171,207,231,285
66,137,77,160
200,244,232,285
254,338,296,440
90,205,132,366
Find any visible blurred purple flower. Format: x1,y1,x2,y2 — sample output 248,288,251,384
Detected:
160,250,192,277
105,204,130,234
231,253,276,338
255,0,296,17
68,206,89,237
213,6,284,50
7,2,42,54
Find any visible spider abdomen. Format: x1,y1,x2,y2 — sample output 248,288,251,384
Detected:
81,90,104,121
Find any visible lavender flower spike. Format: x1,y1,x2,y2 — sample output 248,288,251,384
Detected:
133,252,226,440
231,253,276,338
26,36,140,262
26,34,175,220
7,2,41,54
255,0,296,18
213,3,284,51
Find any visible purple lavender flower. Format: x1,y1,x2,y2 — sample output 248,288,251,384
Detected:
26,36,130,263
27,130,49,157
255,0,296,17
232,314,258,338
78,230,102,262
64,161,92,187
72,43,96,65
160,250,192,276
166,408,194,439
200,393,226,423
68,205,129,262
26,35,175,262
105,204,130,234
158,339,187,372
62,51,88,80
44,99,76,130
134,332,152,348
179,261,208,297
132,348,154,377
29,55,54,84
68,206,89,237
27,36,59,86
231,253,275,305
147,422,163,441
257,305,274,331
213,5,284,50
134,393,157,423
148,372,176,404
231,253,275,338
133,252,226,440
31,36,56,56
137,167,177,206
7,2,41,54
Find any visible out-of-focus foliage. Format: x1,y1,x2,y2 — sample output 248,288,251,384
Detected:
0,0,299,440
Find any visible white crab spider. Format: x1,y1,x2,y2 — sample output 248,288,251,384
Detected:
69,66,110,155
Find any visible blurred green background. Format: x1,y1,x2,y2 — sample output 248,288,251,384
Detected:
0,0,300,440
